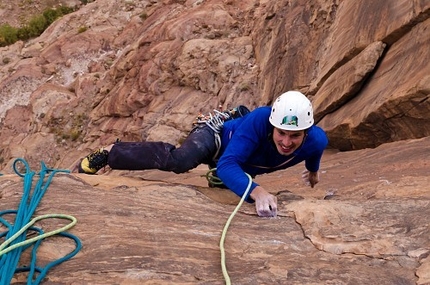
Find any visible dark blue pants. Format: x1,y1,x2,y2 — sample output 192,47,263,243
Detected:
107,125,217,173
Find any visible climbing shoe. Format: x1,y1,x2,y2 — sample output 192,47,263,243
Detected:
78,148,109,174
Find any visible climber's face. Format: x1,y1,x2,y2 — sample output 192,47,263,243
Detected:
272,128,305,156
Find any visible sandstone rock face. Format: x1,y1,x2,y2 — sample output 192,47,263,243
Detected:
316,1,430,150
0,0,429,169
0,137,429,284
1,1,429,284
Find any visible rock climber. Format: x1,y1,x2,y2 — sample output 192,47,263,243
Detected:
76,91,328,217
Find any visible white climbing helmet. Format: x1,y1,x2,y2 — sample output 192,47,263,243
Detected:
269,91,314,131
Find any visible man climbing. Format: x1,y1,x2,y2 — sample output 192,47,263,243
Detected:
76,91,328,217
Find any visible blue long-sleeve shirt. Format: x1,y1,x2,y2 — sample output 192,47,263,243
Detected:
216,106,328,202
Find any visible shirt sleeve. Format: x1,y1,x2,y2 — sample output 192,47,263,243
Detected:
216,110,268,202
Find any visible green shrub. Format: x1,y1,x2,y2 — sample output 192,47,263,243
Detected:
26,15,48,37
0,6,75,47
43,8,62,24
0,24,18,47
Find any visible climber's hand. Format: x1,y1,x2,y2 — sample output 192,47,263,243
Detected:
250,186,277,217
302,170,320,188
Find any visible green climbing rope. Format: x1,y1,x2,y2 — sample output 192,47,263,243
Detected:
0,158,82,285
202,168,224,186
0,214,77,256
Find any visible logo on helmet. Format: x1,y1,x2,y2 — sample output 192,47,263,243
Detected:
281,115,298,127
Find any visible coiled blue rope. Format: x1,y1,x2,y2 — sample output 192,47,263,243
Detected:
0,158,82,285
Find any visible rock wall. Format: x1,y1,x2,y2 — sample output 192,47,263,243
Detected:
1,1,429,284
0,0,429,170
0,136,429,284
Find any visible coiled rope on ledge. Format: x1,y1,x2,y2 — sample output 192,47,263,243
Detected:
0,158,82,285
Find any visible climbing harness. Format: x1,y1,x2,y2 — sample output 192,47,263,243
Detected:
0,158,82,285
193,105,251,161
216,170,253,285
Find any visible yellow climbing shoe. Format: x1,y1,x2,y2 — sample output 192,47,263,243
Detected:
78,148,109,174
